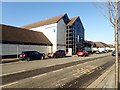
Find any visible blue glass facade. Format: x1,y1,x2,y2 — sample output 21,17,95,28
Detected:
66,17,85,54
72,17,84,52
53,14,85,54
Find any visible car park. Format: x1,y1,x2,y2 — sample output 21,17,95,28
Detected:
48,50,66,58
19,51,45,61
77,50,89,57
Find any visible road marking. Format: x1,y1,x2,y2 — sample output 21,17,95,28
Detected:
87,70,95,75
85,69,90,73
0,81,18,88
74,81,78,84
60,78,67,81
69,84,73,87
0,70,26,77
74,75,81,78
80,70,85,74
61,83,66,86
70,66,74,68
46,64,56,67
99,67,103,70
57,63,65,65
82,70,87,74
96,67,102,70
32,73,47,79
89,65,95,69
52,69,63,73
83,62,89,65
86,65,90,67
85,65,90,68
56,83,61,86
73,73,77,76
66,65,76,69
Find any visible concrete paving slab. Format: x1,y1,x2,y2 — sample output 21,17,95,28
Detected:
86,64,115,88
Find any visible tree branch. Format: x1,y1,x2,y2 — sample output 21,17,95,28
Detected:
108,0,115,25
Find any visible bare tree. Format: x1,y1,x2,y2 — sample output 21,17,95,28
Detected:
108,0,119,89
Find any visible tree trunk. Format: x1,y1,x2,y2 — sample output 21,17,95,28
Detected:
115,23,119,89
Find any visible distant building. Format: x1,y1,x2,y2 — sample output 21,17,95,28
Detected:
83,41,111,53
1,24,52,58
92,42,110,53
82,41,112,53
22,14,85,54
84,40,95,53
108,44,115,51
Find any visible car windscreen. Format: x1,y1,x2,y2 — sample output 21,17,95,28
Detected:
22,51,34,54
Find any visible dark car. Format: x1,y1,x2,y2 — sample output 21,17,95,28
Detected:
112,51,115,56
19,51,45,61
48,50,66,58
112,51,120,56
77,50,89,57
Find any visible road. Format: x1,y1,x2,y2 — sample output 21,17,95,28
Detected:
1,53,110,74
0,53,115,89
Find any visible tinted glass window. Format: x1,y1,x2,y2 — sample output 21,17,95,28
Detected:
34,51,40,54
56,51,60,53
78,50,83,52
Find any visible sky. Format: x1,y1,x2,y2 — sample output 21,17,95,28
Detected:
1,2,114,44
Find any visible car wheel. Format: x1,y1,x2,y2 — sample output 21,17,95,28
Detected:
53,55,55,58
26,57,31,61
21,59,24,61
41,56,44,60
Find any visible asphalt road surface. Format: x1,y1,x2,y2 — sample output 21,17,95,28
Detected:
1,54,115,89
1,53,110,75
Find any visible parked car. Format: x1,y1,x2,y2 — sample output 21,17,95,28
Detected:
112,51,115,56
77,50,89,57
48,50,66,58
19,51,45,61
112,50,120,56
103,50,109,53
95,51,101,54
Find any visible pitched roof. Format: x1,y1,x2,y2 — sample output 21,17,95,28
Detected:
84,40,95,46
22,14,65,29
67,16,79,26
94,42,109,47
1,24,52,46
101,42,110,47
108,44,114,48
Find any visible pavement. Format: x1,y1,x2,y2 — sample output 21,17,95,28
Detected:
86,64,115,89
1,58,20,63
87,63,120,89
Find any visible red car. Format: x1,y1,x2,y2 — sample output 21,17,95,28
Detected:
77,50,89,57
